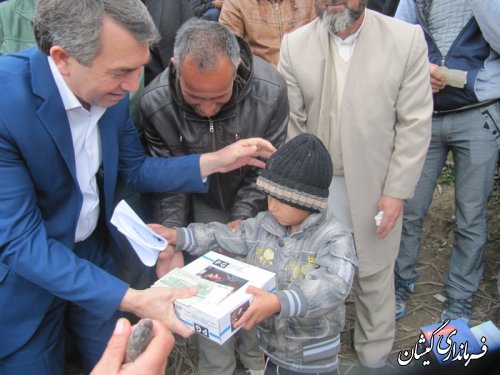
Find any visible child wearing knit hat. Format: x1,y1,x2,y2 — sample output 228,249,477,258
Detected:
152,134,357,374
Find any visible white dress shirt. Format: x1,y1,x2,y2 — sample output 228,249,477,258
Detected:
329,15,364,62
48,57,106,242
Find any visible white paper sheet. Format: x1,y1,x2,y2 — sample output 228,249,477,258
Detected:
110,200,167,266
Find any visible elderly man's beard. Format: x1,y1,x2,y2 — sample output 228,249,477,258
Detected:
319,5,365,34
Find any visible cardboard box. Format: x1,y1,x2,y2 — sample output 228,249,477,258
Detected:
470,320,500,354
419,319,484,366
153,251,276,344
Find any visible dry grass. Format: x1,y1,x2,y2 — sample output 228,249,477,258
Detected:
166,336,199,375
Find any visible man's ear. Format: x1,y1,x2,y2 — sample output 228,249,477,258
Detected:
49,46,72,76
171,57,181,79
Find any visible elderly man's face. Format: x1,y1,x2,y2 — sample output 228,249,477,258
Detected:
314,0,367,35
177,56,235,118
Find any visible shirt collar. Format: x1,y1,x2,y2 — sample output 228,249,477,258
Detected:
48,56,84,111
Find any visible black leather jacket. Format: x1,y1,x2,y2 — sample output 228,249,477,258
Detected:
142,0,194,85
140,38,288,227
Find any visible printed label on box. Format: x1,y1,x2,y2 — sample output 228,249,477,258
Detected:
154,251,276,344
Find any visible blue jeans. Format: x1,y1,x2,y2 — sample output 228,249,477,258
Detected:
201,8,220,21
396,102,499,300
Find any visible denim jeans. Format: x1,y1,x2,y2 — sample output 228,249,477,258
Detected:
201,8,220,21
396,102,499,299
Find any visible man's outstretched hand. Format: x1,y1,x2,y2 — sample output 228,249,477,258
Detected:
200,138,276,177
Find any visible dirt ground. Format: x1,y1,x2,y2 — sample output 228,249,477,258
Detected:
166,179,500,375
339,181,500,375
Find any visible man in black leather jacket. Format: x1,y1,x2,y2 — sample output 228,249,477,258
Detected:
141,19,288,237
140,19,288,375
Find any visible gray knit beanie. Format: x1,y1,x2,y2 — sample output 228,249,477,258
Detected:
257,133,333,212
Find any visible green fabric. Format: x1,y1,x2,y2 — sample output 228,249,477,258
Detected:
0,0,36,55
129,69,144,126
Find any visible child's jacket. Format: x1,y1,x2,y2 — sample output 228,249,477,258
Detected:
176,211,357,373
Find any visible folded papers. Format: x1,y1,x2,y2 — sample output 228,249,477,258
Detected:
110,200,167,266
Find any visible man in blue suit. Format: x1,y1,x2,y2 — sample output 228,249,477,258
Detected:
0,0,275,374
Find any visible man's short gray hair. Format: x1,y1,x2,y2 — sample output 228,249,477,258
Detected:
34,0,160,66
173,19,240,73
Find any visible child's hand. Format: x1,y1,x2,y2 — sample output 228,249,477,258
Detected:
148,224,178,245
233,286,281,330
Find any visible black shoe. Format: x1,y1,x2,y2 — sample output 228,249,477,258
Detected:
395,275,414,320
440,296,472,325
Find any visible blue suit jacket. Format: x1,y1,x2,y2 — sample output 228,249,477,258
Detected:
0,47,208,357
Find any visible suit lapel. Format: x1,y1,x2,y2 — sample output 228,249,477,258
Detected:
341,11,375,120
315,20,334,147
30,49,78,184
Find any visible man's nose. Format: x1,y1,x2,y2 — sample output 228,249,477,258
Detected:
121,67,143,93
199,101,218,117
